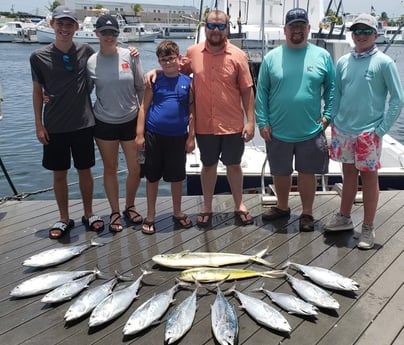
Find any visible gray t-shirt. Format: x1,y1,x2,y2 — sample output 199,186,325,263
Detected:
86,47,144,124
30,42,95,133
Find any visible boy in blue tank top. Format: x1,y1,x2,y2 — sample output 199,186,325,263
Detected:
136,40,195,234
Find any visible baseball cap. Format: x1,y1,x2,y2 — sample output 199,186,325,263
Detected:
52,5,78,23
350,13,378,32
95,14,120,32
285,8,309,25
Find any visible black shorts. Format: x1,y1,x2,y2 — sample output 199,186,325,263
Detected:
144,131,187,183
196,133,244,167
94,118,137,141
43,127,95,171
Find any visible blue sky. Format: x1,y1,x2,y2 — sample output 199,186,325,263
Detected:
1,1,403,18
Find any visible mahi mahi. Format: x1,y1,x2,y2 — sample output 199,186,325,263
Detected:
152,247,273,269
23,238,105,268
10,268,98,298
179,267,283,283
283,260,360,291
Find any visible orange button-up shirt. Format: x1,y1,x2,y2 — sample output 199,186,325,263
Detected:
182,40,253,135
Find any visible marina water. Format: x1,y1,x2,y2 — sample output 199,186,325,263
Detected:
1,40,404,200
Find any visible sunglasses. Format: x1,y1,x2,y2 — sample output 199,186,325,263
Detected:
99,29,119,37
352,29,375,36
158,56,178,64
62,54,73,72
206,22,227,31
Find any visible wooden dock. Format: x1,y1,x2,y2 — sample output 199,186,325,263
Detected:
0,190,403,345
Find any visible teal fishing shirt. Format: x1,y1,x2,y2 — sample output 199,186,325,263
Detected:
331,50,404,137
255,43,335,142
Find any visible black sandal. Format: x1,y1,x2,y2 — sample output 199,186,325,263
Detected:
196,212,212,228
123,205,143,224
82,215,104,232
49,219,75,239
109,212,123,232
142,218,156,235
172,214,193,229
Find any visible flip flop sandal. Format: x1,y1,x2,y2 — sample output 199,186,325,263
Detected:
142,218,156,235
109,212,123,232
82,215,104,232
172,214,193,229
196,212,212,228
49,219,75,239
123,205,143,224
234,210,254,226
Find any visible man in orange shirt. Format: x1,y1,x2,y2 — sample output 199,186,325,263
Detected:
183,10,255,227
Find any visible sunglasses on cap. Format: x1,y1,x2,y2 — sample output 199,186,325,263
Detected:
206,22,227,31
62,54,73,72
100,29,119,37
352,29,375,36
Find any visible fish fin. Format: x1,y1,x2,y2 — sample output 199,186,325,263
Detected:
90,237,105,247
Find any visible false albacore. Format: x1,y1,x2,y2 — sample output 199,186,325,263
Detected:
152,247,273,269
9,267,98,298
22,238,105,268
282,260,360,291
228,285,292,333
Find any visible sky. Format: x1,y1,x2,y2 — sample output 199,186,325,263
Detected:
1,0,403,19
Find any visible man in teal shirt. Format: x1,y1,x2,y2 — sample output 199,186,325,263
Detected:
255,7,335,231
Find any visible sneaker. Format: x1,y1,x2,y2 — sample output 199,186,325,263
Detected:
357,224,375,249
324,213,354,232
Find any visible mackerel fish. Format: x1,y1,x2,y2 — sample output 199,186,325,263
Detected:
229,285,291,333
283,260,360,291
152,247,273,269
256,283,318,316
123,281,189,336
64,278,118,322
10,268,98,298
41,269,101,304
89,269,152,328
285,273,340,310
179,267,282,283
23,238,105,268
211,285,239,345
165,285,199,344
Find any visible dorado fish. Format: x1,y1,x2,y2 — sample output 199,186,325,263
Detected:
89,269,152,328
228,285,291,333
285,273,340,310
283,260,359,291
64,277,118,322
41,269,102,304
123,281,189,336
256,283,318,316
23,238,105,268
10,268,98,298
165,284,199,344
211,285,239,345
152,247,273,269
179,267,282,283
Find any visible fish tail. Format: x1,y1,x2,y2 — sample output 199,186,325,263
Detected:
280,259,292,269
140,268,154,276
252,256,275,267
250,281,265,293
261,269,288,279
90,237,105,247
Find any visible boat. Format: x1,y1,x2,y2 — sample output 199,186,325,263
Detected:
0,21,30,42
117,14,159,43
384,25,404,44
158,24,197,39
185,0,404,197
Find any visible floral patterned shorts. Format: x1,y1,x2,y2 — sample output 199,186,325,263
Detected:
329,125,381,171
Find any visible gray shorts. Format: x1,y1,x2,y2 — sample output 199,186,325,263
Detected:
266,131,329,175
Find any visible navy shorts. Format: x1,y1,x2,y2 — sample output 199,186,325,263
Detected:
43,127,95,171
144,131,187,183
266,131,329,175
196,133,244,167
94,118,137,141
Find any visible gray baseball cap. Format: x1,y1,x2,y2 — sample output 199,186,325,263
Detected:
52,6,79,24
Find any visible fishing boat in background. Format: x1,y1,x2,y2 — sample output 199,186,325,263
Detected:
158,24,197,39
0,21,31,42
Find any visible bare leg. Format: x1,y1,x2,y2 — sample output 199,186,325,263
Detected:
297,172,316,215
146,180,159,222
360,170,379,225
339,163,359,217
121,139,141,212
197,163,217,224
226,164,246,212
273,175,292,210
172,181,184,216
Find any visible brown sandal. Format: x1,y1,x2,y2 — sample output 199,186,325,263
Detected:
123,205,143,224
109,212,123,232
196,212,212,228
172,214,193,229
234,210,254,226
142,218,156,234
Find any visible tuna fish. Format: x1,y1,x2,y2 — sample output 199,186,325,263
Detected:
22,238,105,268
122,281,189,336
256,283,318,316
10,268,98,298
211,285,239,345
229,285,292,333
88,269,152,328
282,260,360,291
64,278,118,322
164,284,199,344
152,247,273,269
285,273,340,310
